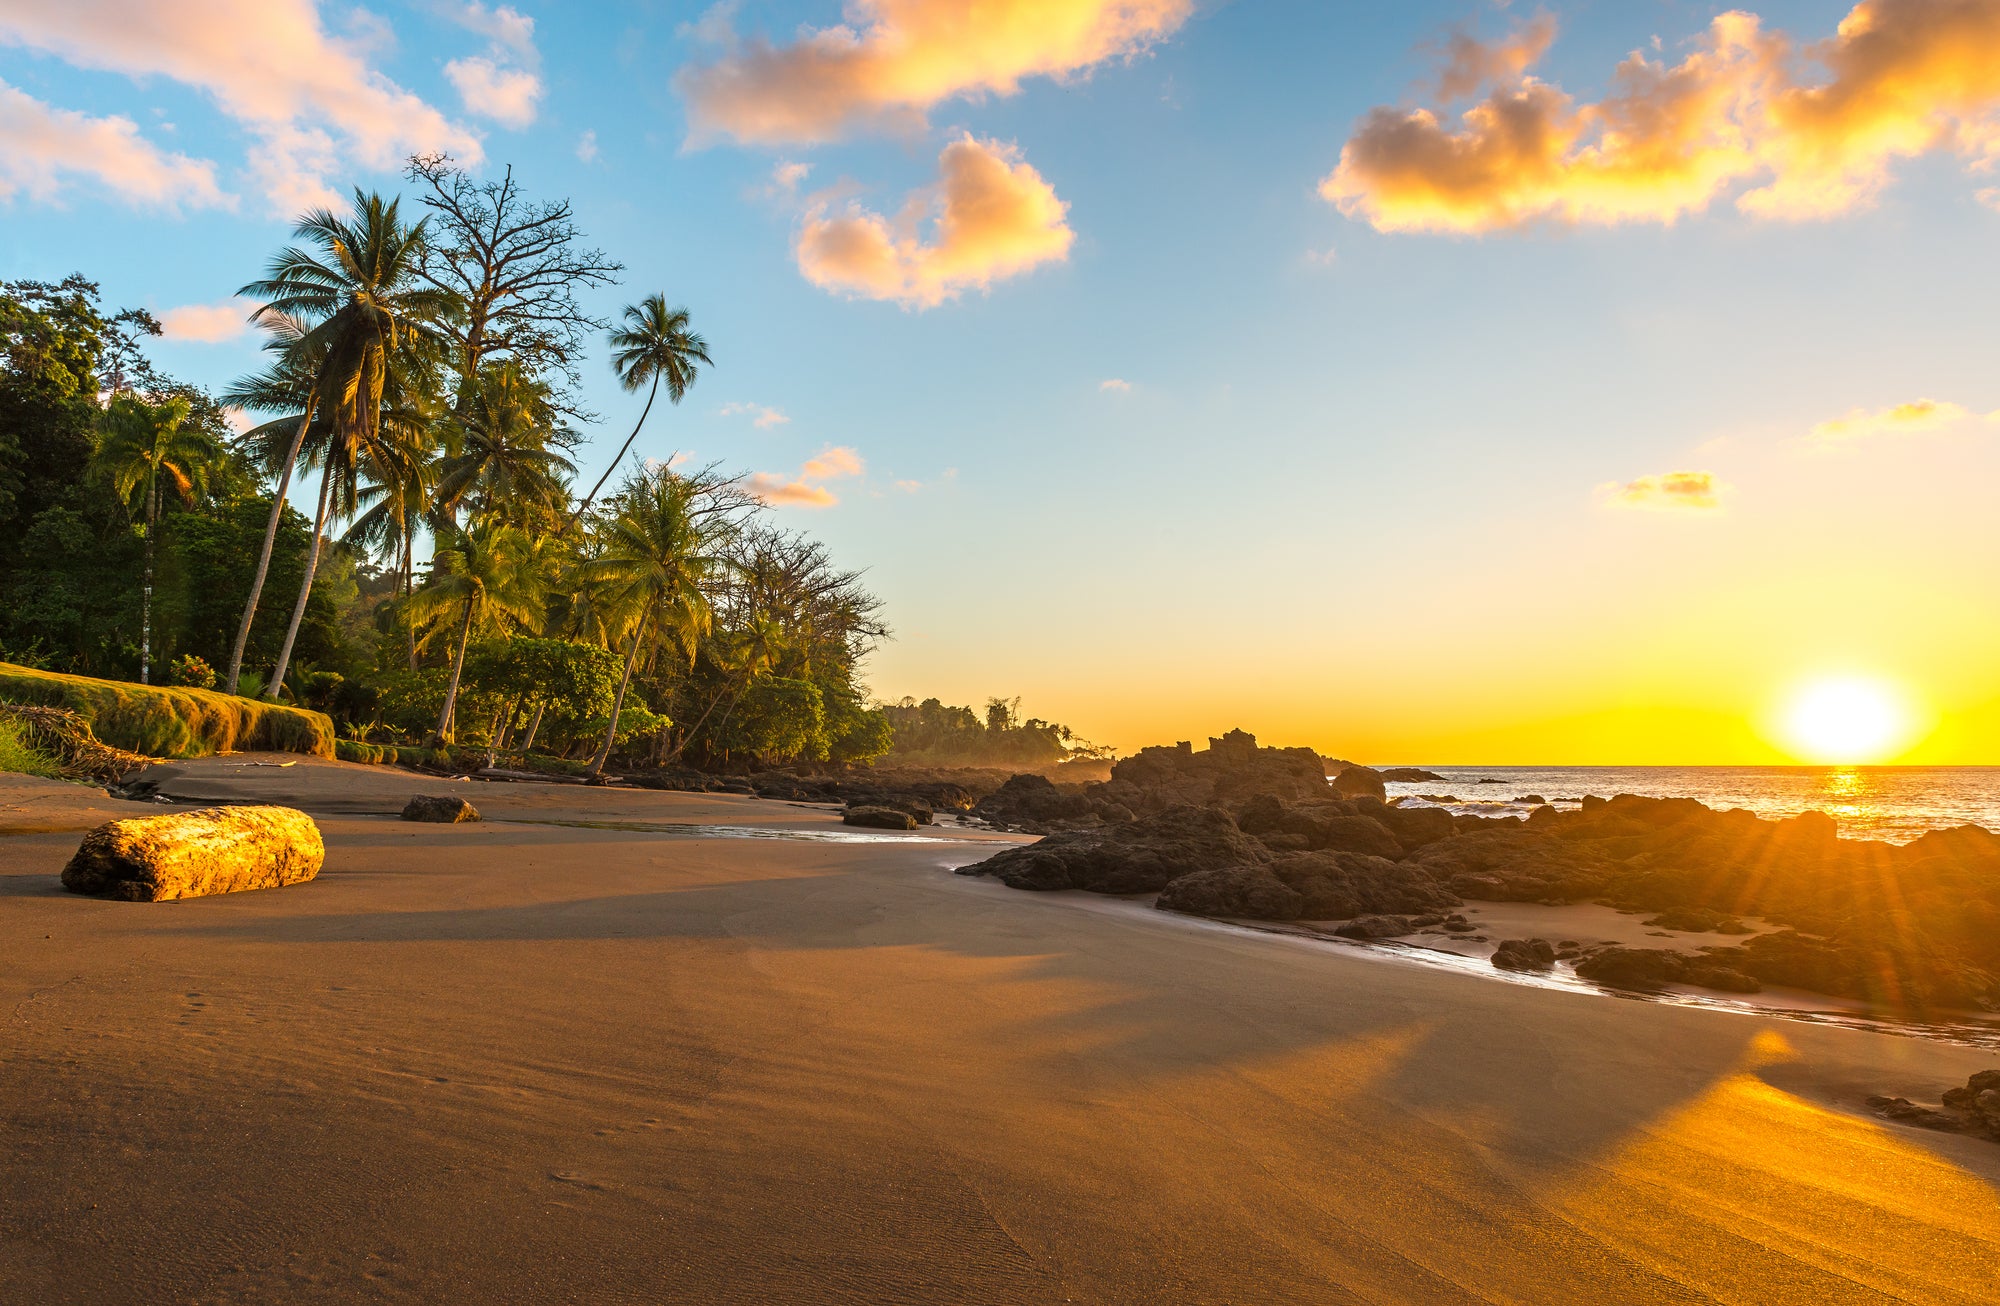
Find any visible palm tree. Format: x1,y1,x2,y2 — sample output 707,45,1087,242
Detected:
434,363,576,529
406,521,545,745
344,431,437,670
566,296,709,529
222,190,457,696
575,466,736,776
93,394,221,684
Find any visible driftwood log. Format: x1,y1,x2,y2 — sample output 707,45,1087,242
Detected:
61,805,324,901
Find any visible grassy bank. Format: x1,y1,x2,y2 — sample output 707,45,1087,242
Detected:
0,663,335,760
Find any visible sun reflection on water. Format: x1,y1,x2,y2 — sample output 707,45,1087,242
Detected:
1815,768,1870,824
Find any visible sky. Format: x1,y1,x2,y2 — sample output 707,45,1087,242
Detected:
4,0,2000,764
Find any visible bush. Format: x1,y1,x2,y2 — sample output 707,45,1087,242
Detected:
0,661,335,758
334,738,397,766
0,716,61,778
167,653,216,689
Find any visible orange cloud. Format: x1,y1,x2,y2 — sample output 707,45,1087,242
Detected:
743,444,865,507
0,79,227,209
1809,397,1995,439
679,0,1192,145
0,0,482,213
1434,13,1558,100
158,298,254,342
1599,470,1725,511
796,134,1073,307
1323,1,2000,234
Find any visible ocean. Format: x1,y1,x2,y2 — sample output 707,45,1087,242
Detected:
1379,766,2000,843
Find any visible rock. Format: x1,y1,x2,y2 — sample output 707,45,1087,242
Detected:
958,804,1269,894
971,773,1094,826
1268,850,1459,919
1091,732,1334,815
1644,907,1751,934
1331,765,1389,802
843,806,919,830
61,806,324,902
1867,1096,1971,1131
1514,795,1548,805
1574,947,1686,989
1333,914,1418,939
1312,815,1405,859
1684,966,1762,993
1492,938,1557,971
401,795,481,823
1376,768,1447,783
1156,865,1304,921
1369,801,1457,852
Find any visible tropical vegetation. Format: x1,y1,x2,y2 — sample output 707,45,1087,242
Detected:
0,160,898,774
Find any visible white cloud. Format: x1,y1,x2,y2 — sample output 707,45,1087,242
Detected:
576,129,598,162
0,78,228,210
158,297,255,342
0,0,483,213
720,400,790,428
1099,378,1132,392
449,1,536,64
446,56,541,128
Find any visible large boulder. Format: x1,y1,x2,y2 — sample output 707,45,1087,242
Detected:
957,804,1268,894
1090,731,1332,815
844,806,919,830
972,773,1096,827
402,795,480,823
1156,865,1303,921
1491,938,1557,971
61,805,324,901
1330,765,1388,802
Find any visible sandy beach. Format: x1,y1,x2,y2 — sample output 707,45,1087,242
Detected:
5,757,1999,1304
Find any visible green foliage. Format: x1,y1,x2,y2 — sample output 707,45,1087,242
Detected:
0,716,61,778
168,653,217,689
826,696,894,764
0,661,335,758
465,636,620,752
879,696,1102,767
334,738,396,765
722,676,826,765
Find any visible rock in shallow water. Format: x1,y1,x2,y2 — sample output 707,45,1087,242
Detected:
61,805,324,901
843,806,918,830
1492,938,1557,971
402,795,481,823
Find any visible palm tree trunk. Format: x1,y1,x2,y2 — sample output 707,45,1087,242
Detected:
433,600,478,746
664,678,733,765
403,531,418,672
225,398,315,696
565,374,659,533
588,615,648,777
519,700,547,754
139,469,157,685
264,460,335,700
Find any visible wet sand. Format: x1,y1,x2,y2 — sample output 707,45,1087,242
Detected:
4,756,1998,1304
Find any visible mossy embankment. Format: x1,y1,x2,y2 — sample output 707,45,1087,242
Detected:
0,663,334,760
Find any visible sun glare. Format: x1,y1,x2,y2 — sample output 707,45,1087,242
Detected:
1776,675,1917,765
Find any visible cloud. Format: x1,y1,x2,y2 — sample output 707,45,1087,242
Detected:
743,475,838,507
1809,397,1995,439
0,79,228,209
678,0,1193,145
1099,377,1132,392
720,401,791,428
1434,13,1558,100
443,2,541,128
158,297,255,342
894,478,923,492
743,443,864,507
802,445,864,478
576,130,599,162
1598,470,1725,511
773,160,812,192
796,134,1073,307
1323,1,2000,234
445,56,541,128
0,0,483,214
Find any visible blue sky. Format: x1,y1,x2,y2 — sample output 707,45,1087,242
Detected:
6,1,2000,760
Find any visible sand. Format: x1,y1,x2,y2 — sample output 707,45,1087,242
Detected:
4,755,1998,1304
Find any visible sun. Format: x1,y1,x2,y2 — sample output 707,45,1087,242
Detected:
1775,675,1918,765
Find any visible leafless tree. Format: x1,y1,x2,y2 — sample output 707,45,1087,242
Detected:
406,154,624,416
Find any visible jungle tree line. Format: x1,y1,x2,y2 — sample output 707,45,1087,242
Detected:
0,159,894,771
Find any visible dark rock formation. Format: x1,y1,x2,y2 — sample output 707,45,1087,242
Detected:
1574,947,1763,994
1334,915,1424,939
1377,768,1447,783
971,774,1097,827
958,805,1268,894
402,795,481,823
1330,765,1389,802
1869,1070,2000,1142
843,806,919,831
1492,938,1556,971
1156,865,1304,921
1268,851,1459,919
1091,731,1333,815
62,806,324,901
